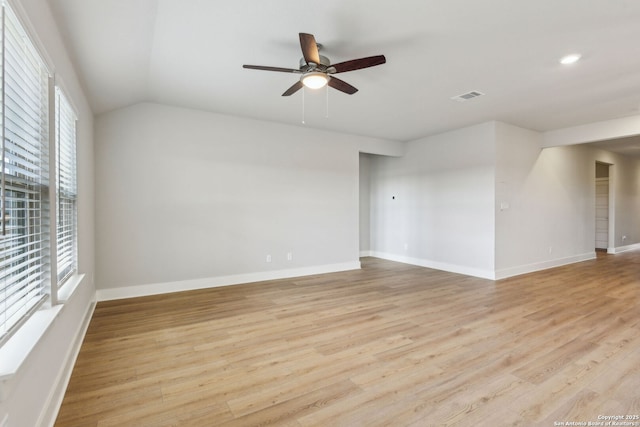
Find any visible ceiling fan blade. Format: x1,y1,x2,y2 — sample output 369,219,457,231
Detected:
282,81,304,96
328,77,358,95
243,64,301,73
299,33,320,65
330,55,386,73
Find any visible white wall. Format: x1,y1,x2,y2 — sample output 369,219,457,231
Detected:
367,120,640,280
543,114,640,147
368,122,496,278
0,1,95,426
495,123,595,277
494,122,640,277
94,102,401,297
607,151,640,249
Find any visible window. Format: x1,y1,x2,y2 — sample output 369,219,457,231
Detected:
0,3,51,343
55,88,77,285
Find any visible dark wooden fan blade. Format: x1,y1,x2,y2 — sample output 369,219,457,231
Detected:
330,55,386,73
282,81,304,96
328,77,358,95
299,33,320,65
243,64,301,73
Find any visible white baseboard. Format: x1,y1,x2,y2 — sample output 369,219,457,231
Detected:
368,251,599,281
369,251,495,280
359,250,373,257
494,252,596,280
40,299,96,427
608,243,640,254
96,261,362,301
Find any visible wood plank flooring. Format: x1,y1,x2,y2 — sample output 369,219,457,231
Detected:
55,252,640,426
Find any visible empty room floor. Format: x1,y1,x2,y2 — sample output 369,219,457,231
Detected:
55,252,640,426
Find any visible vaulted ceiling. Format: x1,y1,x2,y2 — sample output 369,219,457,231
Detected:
47,0,640,143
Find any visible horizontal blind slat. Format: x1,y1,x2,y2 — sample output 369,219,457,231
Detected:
55,88,77,286
1,3,51,343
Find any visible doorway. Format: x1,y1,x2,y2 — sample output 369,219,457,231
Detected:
595,162,611,251
359,153,372,257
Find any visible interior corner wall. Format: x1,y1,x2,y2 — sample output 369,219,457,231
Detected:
607,151,640,250
94,102,401,294
494,122,596,277
368,122,496,279
494,121,640,277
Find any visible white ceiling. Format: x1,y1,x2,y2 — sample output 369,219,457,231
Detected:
591,134,640,157
47,0,640,143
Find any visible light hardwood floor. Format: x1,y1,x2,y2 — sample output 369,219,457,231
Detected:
55,252,640,426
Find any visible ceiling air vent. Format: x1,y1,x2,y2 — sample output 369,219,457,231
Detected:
451,91,485,102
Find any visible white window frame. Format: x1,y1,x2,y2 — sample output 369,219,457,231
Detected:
54,87,77,287
0,1,52,345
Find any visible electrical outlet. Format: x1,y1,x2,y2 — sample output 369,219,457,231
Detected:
266,255,272,263
287,252,292,261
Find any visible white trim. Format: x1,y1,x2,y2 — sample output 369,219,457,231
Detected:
0,275,92,419
368,251,599,281
369,251,495,280
53,75,80,118
95,262,362,301
608,243,640,254
38,299,95,427
359,250,373,257
57,274,86,303
0,306,63,390
494,252,596,280
3,0,55,74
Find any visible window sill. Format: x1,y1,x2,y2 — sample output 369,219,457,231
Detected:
0,273,86,401
58,273,86,303
0,305,62,400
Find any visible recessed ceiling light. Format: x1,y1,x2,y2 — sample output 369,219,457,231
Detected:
560,53,582,65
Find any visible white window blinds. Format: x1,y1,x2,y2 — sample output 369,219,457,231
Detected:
55,88,76,285
0,3,50,342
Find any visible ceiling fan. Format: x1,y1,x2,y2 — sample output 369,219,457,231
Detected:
243,33,386,96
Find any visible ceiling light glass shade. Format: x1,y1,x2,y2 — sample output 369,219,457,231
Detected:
560,53,581,65
301,72,329,89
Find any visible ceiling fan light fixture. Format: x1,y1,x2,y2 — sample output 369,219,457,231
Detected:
560,53,581,65
301,72,329,89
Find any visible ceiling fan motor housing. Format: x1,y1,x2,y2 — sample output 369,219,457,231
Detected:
299,55,331,71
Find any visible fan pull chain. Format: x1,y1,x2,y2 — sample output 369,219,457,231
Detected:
326,84,329,118
302,87,305,124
